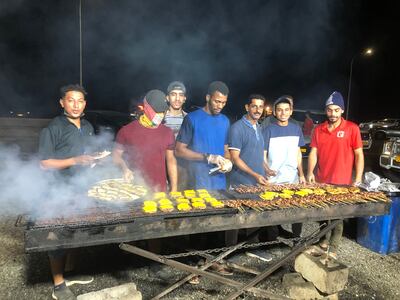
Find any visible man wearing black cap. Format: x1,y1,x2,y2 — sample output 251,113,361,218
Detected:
307,91,364,259
164,81,187,137
113,89,177,192
175,81,232,189
164,81,190,190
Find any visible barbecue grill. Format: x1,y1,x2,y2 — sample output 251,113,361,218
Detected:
22,188,390,253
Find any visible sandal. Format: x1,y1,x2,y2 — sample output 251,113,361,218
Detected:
328,252,338,260
188,275,200,285
210,262,234,276
308,246,325,256
319,242,329,251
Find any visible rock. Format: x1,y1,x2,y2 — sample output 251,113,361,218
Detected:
282,272,306,288
287,281,323,299
294,250,348,294
77,283,141,300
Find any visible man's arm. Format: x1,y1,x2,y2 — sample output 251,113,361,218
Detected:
297,148,306,183
112,146,134,182
353,147,364,185
175,141,205,161
40,155,94,170
230,149,268,185
166,149,178,192
223,144,231,160
307,147,318,183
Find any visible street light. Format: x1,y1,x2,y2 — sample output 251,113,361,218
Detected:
346,47,374,119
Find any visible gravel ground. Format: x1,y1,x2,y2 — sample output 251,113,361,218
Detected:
1,216,400,300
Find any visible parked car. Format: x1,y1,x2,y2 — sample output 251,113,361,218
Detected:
360,118,400,149
380,137,400,182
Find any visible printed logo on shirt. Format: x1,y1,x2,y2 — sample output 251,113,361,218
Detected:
337,131,345,138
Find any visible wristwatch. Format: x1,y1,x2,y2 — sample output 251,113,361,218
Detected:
203,153,210,162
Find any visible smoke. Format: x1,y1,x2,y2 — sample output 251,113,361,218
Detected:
0,131,139,220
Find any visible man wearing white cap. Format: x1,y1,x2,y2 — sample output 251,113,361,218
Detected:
307,91,364,258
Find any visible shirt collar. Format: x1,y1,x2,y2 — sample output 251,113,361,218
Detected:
322,117,346,133
242,115,259,129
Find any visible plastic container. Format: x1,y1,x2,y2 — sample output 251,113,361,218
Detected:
357,193,400,254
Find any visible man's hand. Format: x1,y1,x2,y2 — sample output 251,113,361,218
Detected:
264,165,277,177
207,154,225,166
307,173,315,183
73,155,95,166
219,159,233,173
299,175,306,184
123,169,134,183
352,181,362,187
255,174,269,185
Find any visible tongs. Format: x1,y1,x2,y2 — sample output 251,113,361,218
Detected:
209,166,221,175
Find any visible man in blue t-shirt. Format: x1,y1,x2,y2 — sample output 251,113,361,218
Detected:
263,96,306,184
175,81,233,189
228,94,268,186
175,81,234,279
263,95,306,238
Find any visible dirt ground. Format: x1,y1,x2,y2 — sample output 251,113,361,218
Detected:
1,215,400,300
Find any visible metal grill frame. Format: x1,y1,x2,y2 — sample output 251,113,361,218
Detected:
24,201,389,253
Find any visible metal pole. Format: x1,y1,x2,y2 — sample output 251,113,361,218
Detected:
79,0,83,86
346,55,355,120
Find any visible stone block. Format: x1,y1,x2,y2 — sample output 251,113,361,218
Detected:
323,293,339,300
287,281,323,299
77,283,141,300
294,250,348,294
282,272,305,288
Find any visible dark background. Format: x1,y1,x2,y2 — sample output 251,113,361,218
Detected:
0,0,399,122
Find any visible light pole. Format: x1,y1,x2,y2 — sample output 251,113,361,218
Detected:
346,48,374,119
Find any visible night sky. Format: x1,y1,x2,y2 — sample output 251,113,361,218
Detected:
0,0,399,122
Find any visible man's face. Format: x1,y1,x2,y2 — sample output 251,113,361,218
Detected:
326,105,343,123
264,105,272,116
206,91,228,115
274,102,292,123
60,91,86,119
245,99,264,121
167,89,186,110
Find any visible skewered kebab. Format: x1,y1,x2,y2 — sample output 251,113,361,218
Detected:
233,183,335,194
223,189,390,212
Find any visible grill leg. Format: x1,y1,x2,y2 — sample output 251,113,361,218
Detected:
119,242,286,300
224,219,342,300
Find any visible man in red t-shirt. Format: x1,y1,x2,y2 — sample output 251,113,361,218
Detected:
113,89,177,192
302,111,314,137
307,91,364,258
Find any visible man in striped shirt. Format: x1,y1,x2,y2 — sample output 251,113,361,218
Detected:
164,81,187,138
164,81,189,190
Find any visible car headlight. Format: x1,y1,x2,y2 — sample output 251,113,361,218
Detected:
382,141,394,155
394,142,400,155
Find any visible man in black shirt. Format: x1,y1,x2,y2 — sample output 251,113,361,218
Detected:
38,84,95,300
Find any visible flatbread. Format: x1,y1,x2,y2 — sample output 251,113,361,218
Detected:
91,150,111,160
87,178,147,202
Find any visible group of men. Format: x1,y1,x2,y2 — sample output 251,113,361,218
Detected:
38,81,363,300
